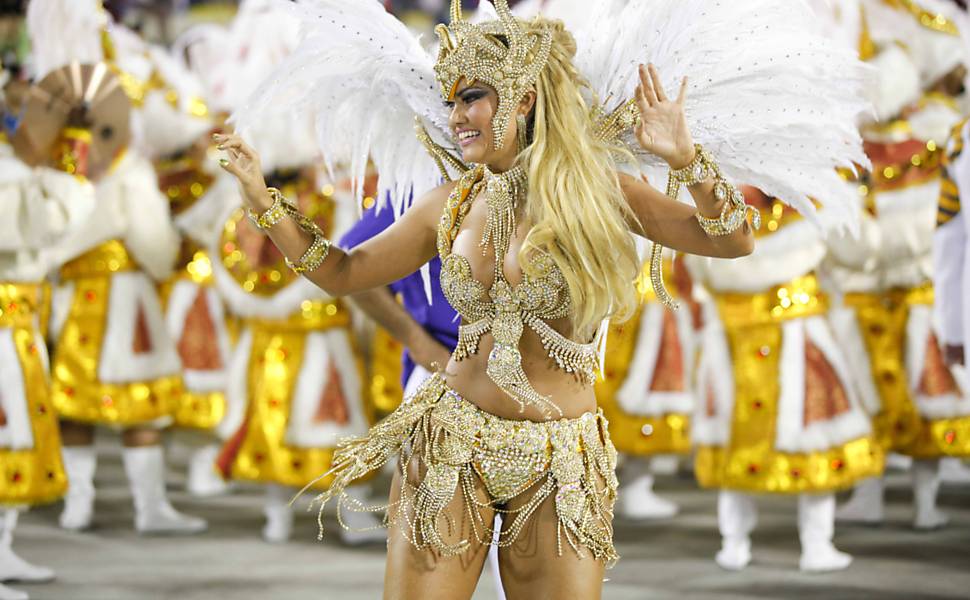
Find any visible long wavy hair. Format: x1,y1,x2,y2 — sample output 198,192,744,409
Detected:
517,18,640,337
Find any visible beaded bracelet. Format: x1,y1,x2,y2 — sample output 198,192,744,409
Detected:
666,144,760,237
283,207,333,274
247,187,293,231
649,145,761,310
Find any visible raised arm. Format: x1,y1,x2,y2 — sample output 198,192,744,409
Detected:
622,64,754,259
215,132,451,297
620,173,753,259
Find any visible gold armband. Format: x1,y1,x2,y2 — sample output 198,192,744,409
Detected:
285,233,331,274
695,195,761,237
284,210,332,274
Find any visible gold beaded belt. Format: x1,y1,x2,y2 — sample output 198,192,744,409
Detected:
305,373,620,565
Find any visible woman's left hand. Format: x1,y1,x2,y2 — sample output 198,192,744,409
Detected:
634,63,695,169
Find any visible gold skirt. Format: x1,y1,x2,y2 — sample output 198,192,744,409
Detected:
0,283,68,505
307,373,619,565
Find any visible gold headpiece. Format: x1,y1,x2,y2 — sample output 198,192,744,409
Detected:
434,0,552,151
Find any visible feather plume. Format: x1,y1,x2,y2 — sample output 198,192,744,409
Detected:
26,0,105,79
232,0,870,233
575,0,870,232
231,0,454,214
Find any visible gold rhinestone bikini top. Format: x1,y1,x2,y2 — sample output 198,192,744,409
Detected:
437,165,600,418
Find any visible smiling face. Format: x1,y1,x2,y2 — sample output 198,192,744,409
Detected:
447,78,528,171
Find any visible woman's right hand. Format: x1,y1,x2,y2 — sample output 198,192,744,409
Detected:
213,132,271,211
409,333,453,373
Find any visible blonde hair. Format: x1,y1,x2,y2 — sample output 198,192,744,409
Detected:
518,19,640,337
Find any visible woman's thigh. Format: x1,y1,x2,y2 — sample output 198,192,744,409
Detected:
383,452,495,600
496,479,608,600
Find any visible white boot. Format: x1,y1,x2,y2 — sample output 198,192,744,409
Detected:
262,485,293,544
0,583,27,600
0,510,53,583
715,491,755,571
835,477,884,524
649,455,680,476
938,458,970,485
618,473,679,520
338,485,387,546
886,452,913,471
59,446,96,531
122,446,207,534
799,494,852,573
913,459,948,530
186,444,231,497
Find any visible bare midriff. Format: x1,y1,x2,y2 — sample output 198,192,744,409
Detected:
438,183,598,422
443,324,597,422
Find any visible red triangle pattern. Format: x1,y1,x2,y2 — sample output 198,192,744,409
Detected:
132,302,154,354
314,360,350,425
177,288,223,370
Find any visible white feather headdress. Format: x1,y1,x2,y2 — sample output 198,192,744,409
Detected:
232,0,448,212
575,0,869,230
234,0,870,231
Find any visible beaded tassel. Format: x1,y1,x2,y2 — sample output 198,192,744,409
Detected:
649,242,679,310
481,167,564,418
480,165,525,261
303,376,449,541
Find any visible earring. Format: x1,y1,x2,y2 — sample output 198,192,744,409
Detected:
516,114,528,152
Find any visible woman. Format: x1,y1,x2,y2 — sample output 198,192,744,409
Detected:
216,1,865,596
218,38,750,600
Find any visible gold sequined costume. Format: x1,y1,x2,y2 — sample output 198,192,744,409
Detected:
689,190,883,494
828,97,970,461
48,155,184,428
0,141,94,506
310,372,619,563
156,155,231,432
213,174,372,490
308,164,620,562
0,283,67,505
595,255,694,457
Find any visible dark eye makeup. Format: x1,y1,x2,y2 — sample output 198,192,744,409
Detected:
458,89,487,103
445,88,488,109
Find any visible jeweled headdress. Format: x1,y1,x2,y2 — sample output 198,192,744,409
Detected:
433,0,551,151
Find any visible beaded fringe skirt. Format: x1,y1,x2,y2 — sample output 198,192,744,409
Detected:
306,373,620,565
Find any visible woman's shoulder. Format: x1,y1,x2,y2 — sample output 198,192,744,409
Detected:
415,173,478,214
